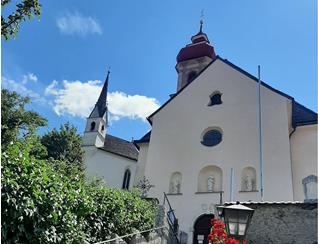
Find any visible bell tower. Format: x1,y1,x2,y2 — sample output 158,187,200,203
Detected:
175,19,216,92
82,71,109,147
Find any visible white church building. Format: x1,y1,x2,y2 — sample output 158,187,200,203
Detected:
83,21,317,243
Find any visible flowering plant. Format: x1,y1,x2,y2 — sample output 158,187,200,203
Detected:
208,218,247,244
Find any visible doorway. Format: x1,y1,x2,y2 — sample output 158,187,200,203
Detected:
193,214,214,244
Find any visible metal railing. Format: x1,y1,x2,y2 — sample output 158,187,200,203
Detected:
163,192,180,244
92,226,166,244
86,194,181,244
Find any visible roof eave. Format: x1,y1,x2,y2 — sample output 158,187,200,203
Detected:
148,56,220,120
97,147,138,161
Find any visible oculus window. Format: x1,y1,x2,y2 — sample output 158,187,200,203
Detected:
208,92,222,106
201,129,222,147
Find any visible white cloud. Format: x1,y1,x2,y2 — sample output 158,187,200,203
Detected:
2,75,45,104
56,12,102,36
45,79,101,117
45,79,160,122
108,91,160,121
22,73,38,84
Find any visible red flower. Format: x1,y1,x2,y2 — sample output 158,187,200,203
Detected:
209,218,247,244
225,238,239,244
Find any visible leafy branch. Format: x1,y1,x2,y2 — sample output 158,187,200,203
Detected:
1,0,41,40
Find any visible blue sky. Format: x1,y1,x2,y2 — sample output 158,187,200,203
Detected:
2,0,317,141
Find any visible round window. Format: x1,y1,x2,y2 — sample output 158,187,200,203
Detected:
201,129,222,147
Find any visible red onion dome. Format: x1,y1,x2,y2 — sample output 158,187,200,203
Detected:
176,20,216,63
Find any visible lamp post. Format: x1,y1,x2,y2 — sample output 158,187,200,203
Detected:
217,203,254,244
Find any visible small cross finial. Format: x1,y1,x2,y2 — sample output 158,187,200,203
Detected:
107,66,111,75
200,10,204,32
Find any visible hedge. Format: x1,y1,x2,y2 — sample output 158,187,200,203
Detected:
2,141,156,243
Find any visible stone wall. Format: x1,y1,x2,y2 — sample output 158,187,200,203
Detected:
244,203,317,244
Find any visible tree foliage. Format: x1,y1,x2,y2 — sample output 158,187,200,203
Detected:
84,185,156,243
2,139,156,243
1,0,41,40
1,89,156,242
1,140,88,243
1,89,47,148
41,122,85,174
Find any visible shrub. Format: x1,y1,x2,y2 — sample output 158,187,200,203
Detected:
1,141,89,243
1,140,156,243
84,183,156,243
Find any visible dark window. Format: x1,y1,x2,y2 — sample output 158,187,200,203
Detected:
90,121,96,131
208,93,222,106
122,169,131,190
101,125,105,131
187,71,197,83
201,130,222,147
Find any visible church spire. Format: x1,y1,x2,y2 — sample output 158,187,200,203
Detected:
199,19,203,33
83,70,109,147
89,70,110,119
199,10,204,33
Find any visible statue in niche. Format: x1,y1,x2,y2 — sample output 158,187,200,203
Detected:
302,175,317,201
245,175,253,191
306,181,317,200
170,177,181,194
207,175,215,192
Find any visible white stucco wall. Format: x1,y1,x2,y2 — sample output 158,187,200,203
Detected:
83,146,137,189
291,124,317,201
133,143,149,185
142,59,294,241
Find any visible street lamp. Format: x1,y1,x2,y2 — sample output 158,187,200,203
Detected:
217,202,254,244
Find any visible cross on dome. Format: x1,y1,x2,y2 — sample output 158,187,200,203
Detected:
200,10,204,33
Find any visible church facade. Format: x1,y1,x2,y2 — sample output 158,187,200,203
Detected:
83,22,317,243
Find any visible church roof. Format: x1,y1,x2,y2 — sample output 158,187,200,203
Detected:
225,201,305,205
139,56,316,142
293,101,317,126
134,131,151,144
89,71,109,118
177,42,216,63
99,134,138,161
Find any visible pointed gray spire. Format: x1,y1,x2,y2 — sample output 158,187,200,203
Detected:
89,70,110,118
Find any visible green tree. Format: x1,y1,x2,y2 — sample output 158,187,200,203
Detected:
1,89,47,148
1,0,41,40
41,122,85,174
2,139,156,243
1,139,89,243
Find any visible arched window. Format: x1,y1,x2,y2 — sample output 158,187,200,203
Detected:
208,92,222,106
201,128,223,147
241,167,257,191
122,169,131,190
90,121,96,131
101,125,105,131
187,71,197,83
